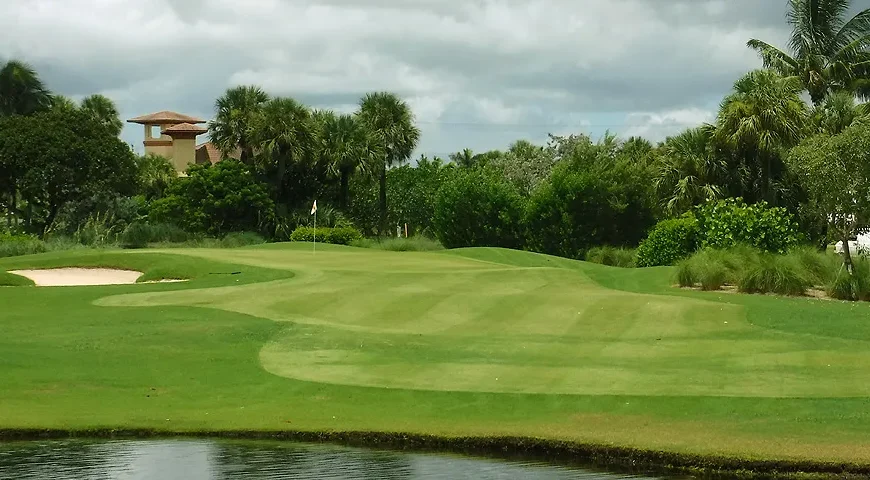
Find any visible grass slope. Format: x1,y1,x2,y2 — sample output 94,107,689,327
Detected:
2,245,870,468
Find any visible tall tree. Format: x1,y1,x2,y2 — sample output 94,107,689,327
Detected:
715,69,809,205
318,111,382,209
252,97,315,201
210,85,270,165
747,0,870,104
80,94,123,136
0,60,52,117
357,92,420,234
0,108,136,234
788,120,870,276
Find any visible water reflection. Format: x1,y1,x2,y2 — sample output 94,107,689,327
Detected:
0,439,664,479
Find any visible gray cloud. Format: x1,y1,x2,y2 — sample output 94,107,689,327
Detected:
0,0,823,155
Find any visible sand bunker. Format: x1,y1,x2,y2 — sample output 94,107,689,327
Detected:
9,268,145,286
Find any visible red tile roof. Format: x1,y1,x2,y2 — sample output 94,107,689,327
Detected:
127,111,206,124
161,122,208,135
196,142,241,165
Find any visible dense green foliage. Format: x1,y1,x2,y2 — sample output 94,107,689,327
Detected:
0,233,45,258
0,108,136,234
636,215,699,267
289,226,363,245
433,169,526,249
351,235,444,252
524,138,655,259
695,198,801,253
149,161,274,236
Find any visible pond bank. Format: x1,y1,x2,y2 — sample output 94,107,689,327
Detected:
1,428,866,479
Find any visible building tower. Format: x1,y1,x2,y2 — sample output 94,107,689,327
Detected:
126,111,208,173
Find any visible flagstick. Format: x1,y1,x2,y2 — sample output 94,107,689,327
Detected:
313,209,317,255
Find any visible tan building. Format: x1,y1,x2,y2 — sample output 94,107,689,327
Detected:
127,111,240,173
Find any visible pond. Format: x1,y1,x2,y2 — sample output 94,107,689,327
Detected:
0,439,673,479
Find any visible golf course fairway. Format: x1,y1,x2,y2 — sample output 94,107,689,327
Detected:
3,243,870,475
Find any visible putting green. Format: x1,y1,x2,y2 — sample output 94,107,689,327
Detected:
4,244,870,466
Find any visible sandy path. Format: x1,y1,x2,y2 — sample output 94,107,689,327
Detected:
9,268,144,286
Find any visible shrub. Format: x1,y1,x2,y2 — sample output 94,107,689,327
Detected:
433,169,526,249
695,198,801,253
585,246,637,268
149,160,274,236
828,257,870,301
737,254,811,296
221,231,266,248
0,233,46,258
351,236,444,252
525,160,655,260
290,226,362,245
786,246,839,286
636,214,699,267
676,247,756,291
121,222,190,248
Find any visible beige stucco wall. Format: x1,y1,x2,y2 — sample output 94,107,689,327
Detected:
171,137,197,173
144,142,174,159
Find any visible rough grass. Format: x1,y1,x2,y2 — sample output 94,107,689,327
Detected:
585,246,636,268
3,245,870,469
678,246,849,298
351,236,444,252
737,253,811,296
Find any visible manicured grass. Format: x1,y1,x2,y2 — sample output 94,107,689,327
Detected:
2,244,870,470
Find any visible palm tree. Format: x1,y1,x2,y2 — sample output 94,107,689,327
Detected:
210,85,270,165
80,94,123,136
716,69,809,204
134,153,176,200
0,60,52,116
449,148,476,168
252,97,315,200
318,111,382,209
747,0,870,104
357,92,420,234
811,89,870,133
655,126,728,215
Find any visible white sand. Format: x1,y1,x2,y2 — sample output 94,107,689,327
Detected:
9,268,144,286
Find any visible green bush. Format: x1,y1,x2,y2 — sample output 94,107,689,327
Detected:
828,257,870,301
149,160,274,236
121,222,190,248
695,198,801,253
351,236,444,252
786,246,840,286
433,169,526,249
0,233,46,258
585,246,637,268
524,159,655,260
220,231,266,248
290,226,362,245
636,214,699,267
737,254,811,296
676,247,756,291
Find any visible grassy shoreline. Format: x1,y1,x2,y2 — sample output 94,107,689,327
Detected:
3,245,870,478
1,429,869,479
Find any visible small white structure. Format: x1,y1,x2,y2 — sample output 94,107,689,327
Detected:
836,232,870,256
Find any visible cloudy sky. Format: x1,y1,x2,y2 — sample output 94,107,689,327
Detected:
0,0,825,157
